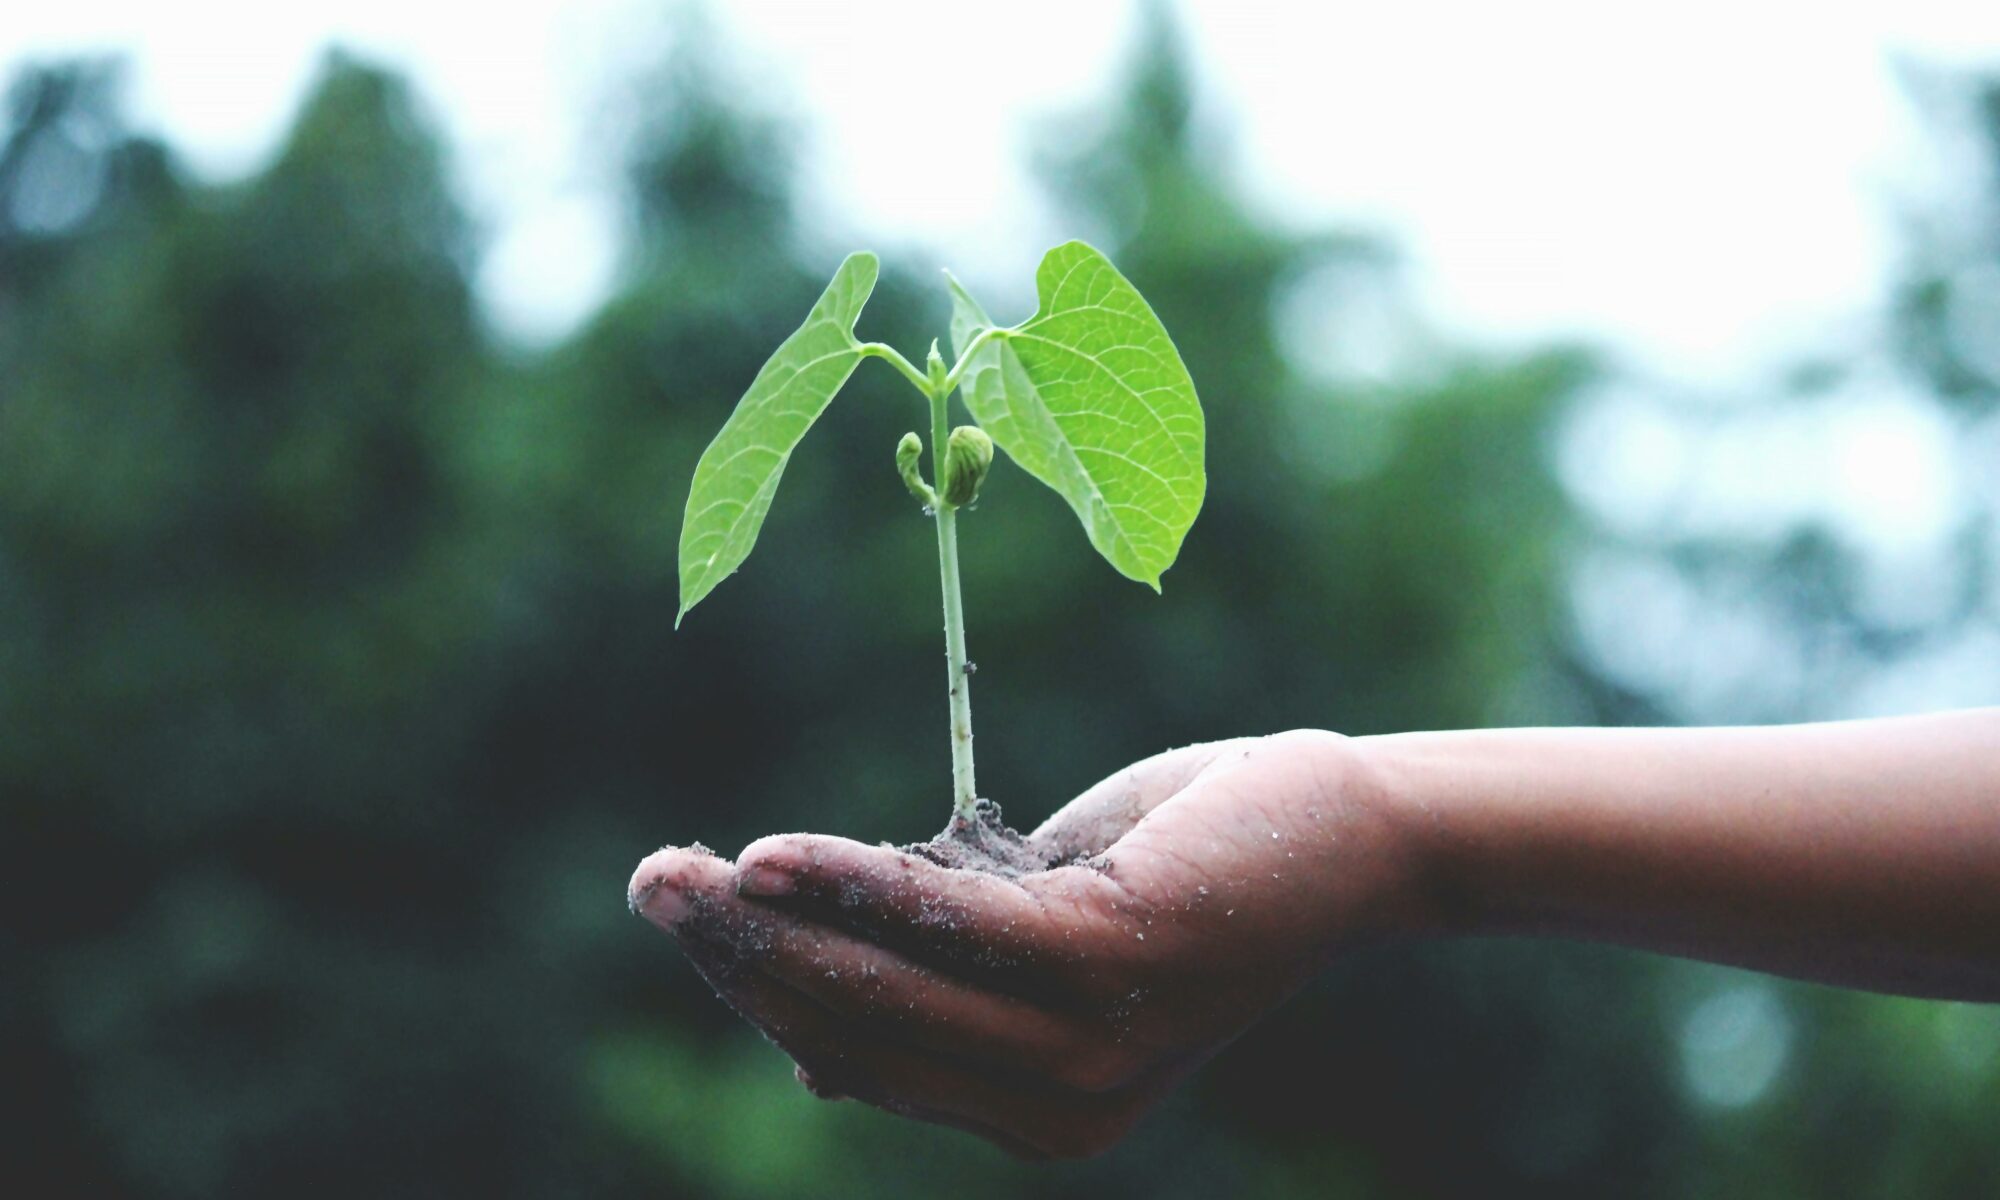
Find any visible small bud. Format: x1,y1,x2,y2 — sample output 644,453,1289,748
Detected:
895,432,935,507
940,425,994,508
925,339,947,393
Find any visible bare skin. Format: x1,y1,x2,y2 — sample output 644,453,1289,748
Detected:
628,710,2000,1160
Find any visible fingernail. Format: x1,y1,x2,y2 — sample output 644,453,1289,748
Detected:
630,874,691,925
649,884,691,925
737,864,795,897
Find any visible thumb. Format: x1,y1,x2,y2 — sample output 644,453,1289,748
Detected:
1027,738,1253,863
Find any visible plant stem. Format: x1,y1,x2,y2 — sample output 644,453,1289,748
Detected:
929,381,978,824
937,325,1007,396
859,342,931,394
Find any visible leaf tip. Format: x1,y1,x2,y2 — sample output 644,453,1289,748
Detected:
1043,238,1105,265
838,250,881,295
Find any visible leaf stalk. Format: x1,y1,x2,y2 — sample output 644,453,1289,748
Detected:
859,342,931,394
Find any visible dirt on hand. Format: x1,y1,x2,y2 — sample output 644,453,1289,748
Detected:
905,797,1080,878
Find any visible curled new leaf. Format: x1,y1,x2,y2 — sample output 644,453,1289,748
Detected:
941,425,994,508
895,431,934,507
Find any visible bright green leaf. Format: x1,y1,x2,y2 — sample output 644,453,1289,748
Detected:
949,241,1204,590
676,252,878,625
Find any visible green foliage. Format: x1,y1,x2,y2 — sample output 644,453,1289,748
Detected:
678,239,1204,621
676,251,878,624
7,8,1998,1199
675,238,1205,819
950,242,1205,590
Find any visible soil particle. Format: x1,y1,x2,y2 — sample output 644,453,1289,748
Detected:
904,797,1075,878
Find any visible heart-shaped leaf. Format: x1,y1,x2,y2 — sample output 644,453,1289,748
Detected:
950,242,1204,590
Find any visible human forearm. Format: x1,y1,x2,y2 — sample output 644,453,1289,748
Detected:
1359,711,2000,1000
629,714,1996,1158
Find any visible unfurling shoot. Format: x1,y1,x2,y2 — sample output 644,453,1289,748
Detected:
941,426,994,508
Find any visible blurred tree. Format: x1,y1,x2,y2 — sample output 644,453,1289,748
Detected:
4,6,1994,1199
0,52,536,1197
1547,57,2000,1200
1894,74,2000,416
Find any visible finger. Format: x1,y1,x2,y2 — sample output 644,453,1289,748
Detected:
735,834,1131,981
1029,738,1255,862
678,933,1144,1161
636,843,1118,1079
629,844,733,928
679,930,1052,1158
709,890,1126,1089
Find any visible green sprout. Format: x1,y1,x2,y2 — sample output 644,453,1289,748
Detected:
676,242,1205,829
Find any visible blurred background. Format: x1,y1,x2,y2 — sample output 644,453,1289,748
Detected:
3,1,1997,1195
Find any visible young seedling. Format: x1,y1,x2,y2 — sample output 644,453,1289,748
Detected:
676,242,1203,870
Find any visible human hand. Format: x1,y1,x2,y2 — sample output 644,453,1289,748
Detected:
627,730,1423,1159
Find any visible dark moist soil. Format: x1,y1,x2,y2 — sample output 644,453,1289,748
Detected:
905,798,1068,878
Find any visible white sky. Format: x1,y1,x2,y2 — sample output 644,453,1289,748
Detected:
6,0,2000,378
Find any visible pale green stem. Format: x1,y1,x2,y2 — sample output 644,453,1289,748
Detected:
867,333,983,822
865,326,1008,401
937,325,1008,396
929,381,978,822
859,342,930,394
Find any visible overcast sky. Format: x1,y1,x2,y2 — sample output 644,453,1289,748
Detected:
7,0,2000,377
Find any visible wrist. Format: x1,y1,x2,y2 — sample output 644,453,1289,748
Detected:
1271,729,1454,948
1342,731,1480,941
